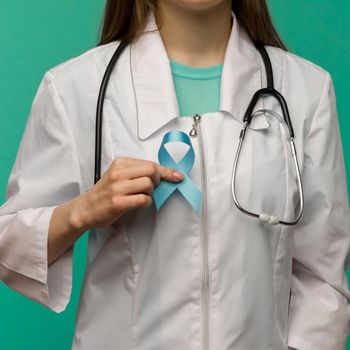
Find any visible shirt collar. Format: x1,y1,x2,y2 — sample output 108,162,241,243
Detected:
130,9,270,140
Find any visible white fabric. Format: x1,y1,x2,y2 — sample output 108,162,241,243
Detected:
0,9,349,350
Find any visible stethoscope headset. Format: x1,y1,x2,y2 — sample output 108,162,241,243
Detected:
94,37,304,226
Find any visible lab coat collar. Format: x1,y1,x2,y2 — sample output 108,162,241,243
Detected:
130,9,270,140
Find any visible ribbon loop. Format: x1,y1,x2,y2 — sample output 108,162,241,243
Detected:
152,130,202,213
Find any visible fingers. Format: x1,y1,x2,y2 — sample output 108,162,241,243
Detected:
88,157,183,228
110,157,184,185
96,157,185,220
157,163,184,182
116,177,155,196
109,192,153,213
108,165,160,187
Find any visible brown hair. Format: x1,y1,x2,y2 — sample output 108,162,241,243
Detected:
98,0,287,50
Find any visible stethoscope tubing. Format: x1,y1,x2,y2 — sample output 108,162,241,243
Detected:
94,39,304,226
94,39,129,185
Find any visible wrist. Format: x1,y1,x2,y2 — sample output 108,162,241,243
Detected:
69,191,92,232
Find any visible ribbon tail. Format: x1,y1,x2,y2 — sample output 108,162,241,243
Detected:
177,178,202,214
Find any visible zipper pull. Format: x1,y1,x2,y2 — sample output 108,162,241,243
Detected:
189,113,201,138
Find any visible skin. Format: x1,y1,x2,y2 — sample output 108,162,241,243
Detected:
155,0,232,67
47,0,231,266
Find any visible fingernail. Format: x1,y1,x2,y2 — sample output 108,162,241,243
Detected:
173,171,184,179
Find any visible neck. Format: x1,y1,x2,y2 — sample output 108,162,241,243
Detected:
155,1,232,67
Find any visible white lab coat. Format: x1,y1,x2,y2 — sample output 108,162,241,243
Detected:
0,9,349,350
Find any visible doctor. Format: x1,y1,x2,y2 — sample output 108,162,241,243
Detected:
0,0,349,349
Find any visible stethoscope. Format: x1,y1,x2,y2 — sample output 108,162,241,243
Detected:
94,39,304,226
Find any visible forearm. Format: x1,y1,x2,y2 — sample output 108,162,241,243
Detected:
48,192,90,265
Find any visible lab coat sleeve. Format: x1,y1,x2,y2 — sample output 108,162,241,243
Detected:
0,71,82,313
286,72,350,349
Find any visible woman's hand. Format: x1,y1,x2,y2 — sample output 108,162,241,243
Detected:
74,157,184,230
48,157,183,265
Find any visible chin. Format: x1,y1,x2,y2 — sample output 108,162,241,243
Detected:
161,0,229,12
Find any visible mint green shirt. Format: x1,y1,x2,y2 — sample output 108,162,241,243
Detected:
169,60,223,117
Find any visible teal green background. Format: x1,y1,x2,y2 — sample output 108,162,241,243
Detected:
0,1,349,348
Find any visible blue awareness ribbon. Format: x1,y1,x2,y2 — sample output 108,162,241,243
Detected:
152,130,202,214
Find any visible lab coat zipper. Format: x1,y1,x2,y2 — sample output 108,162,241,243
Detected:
189,113,209,350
